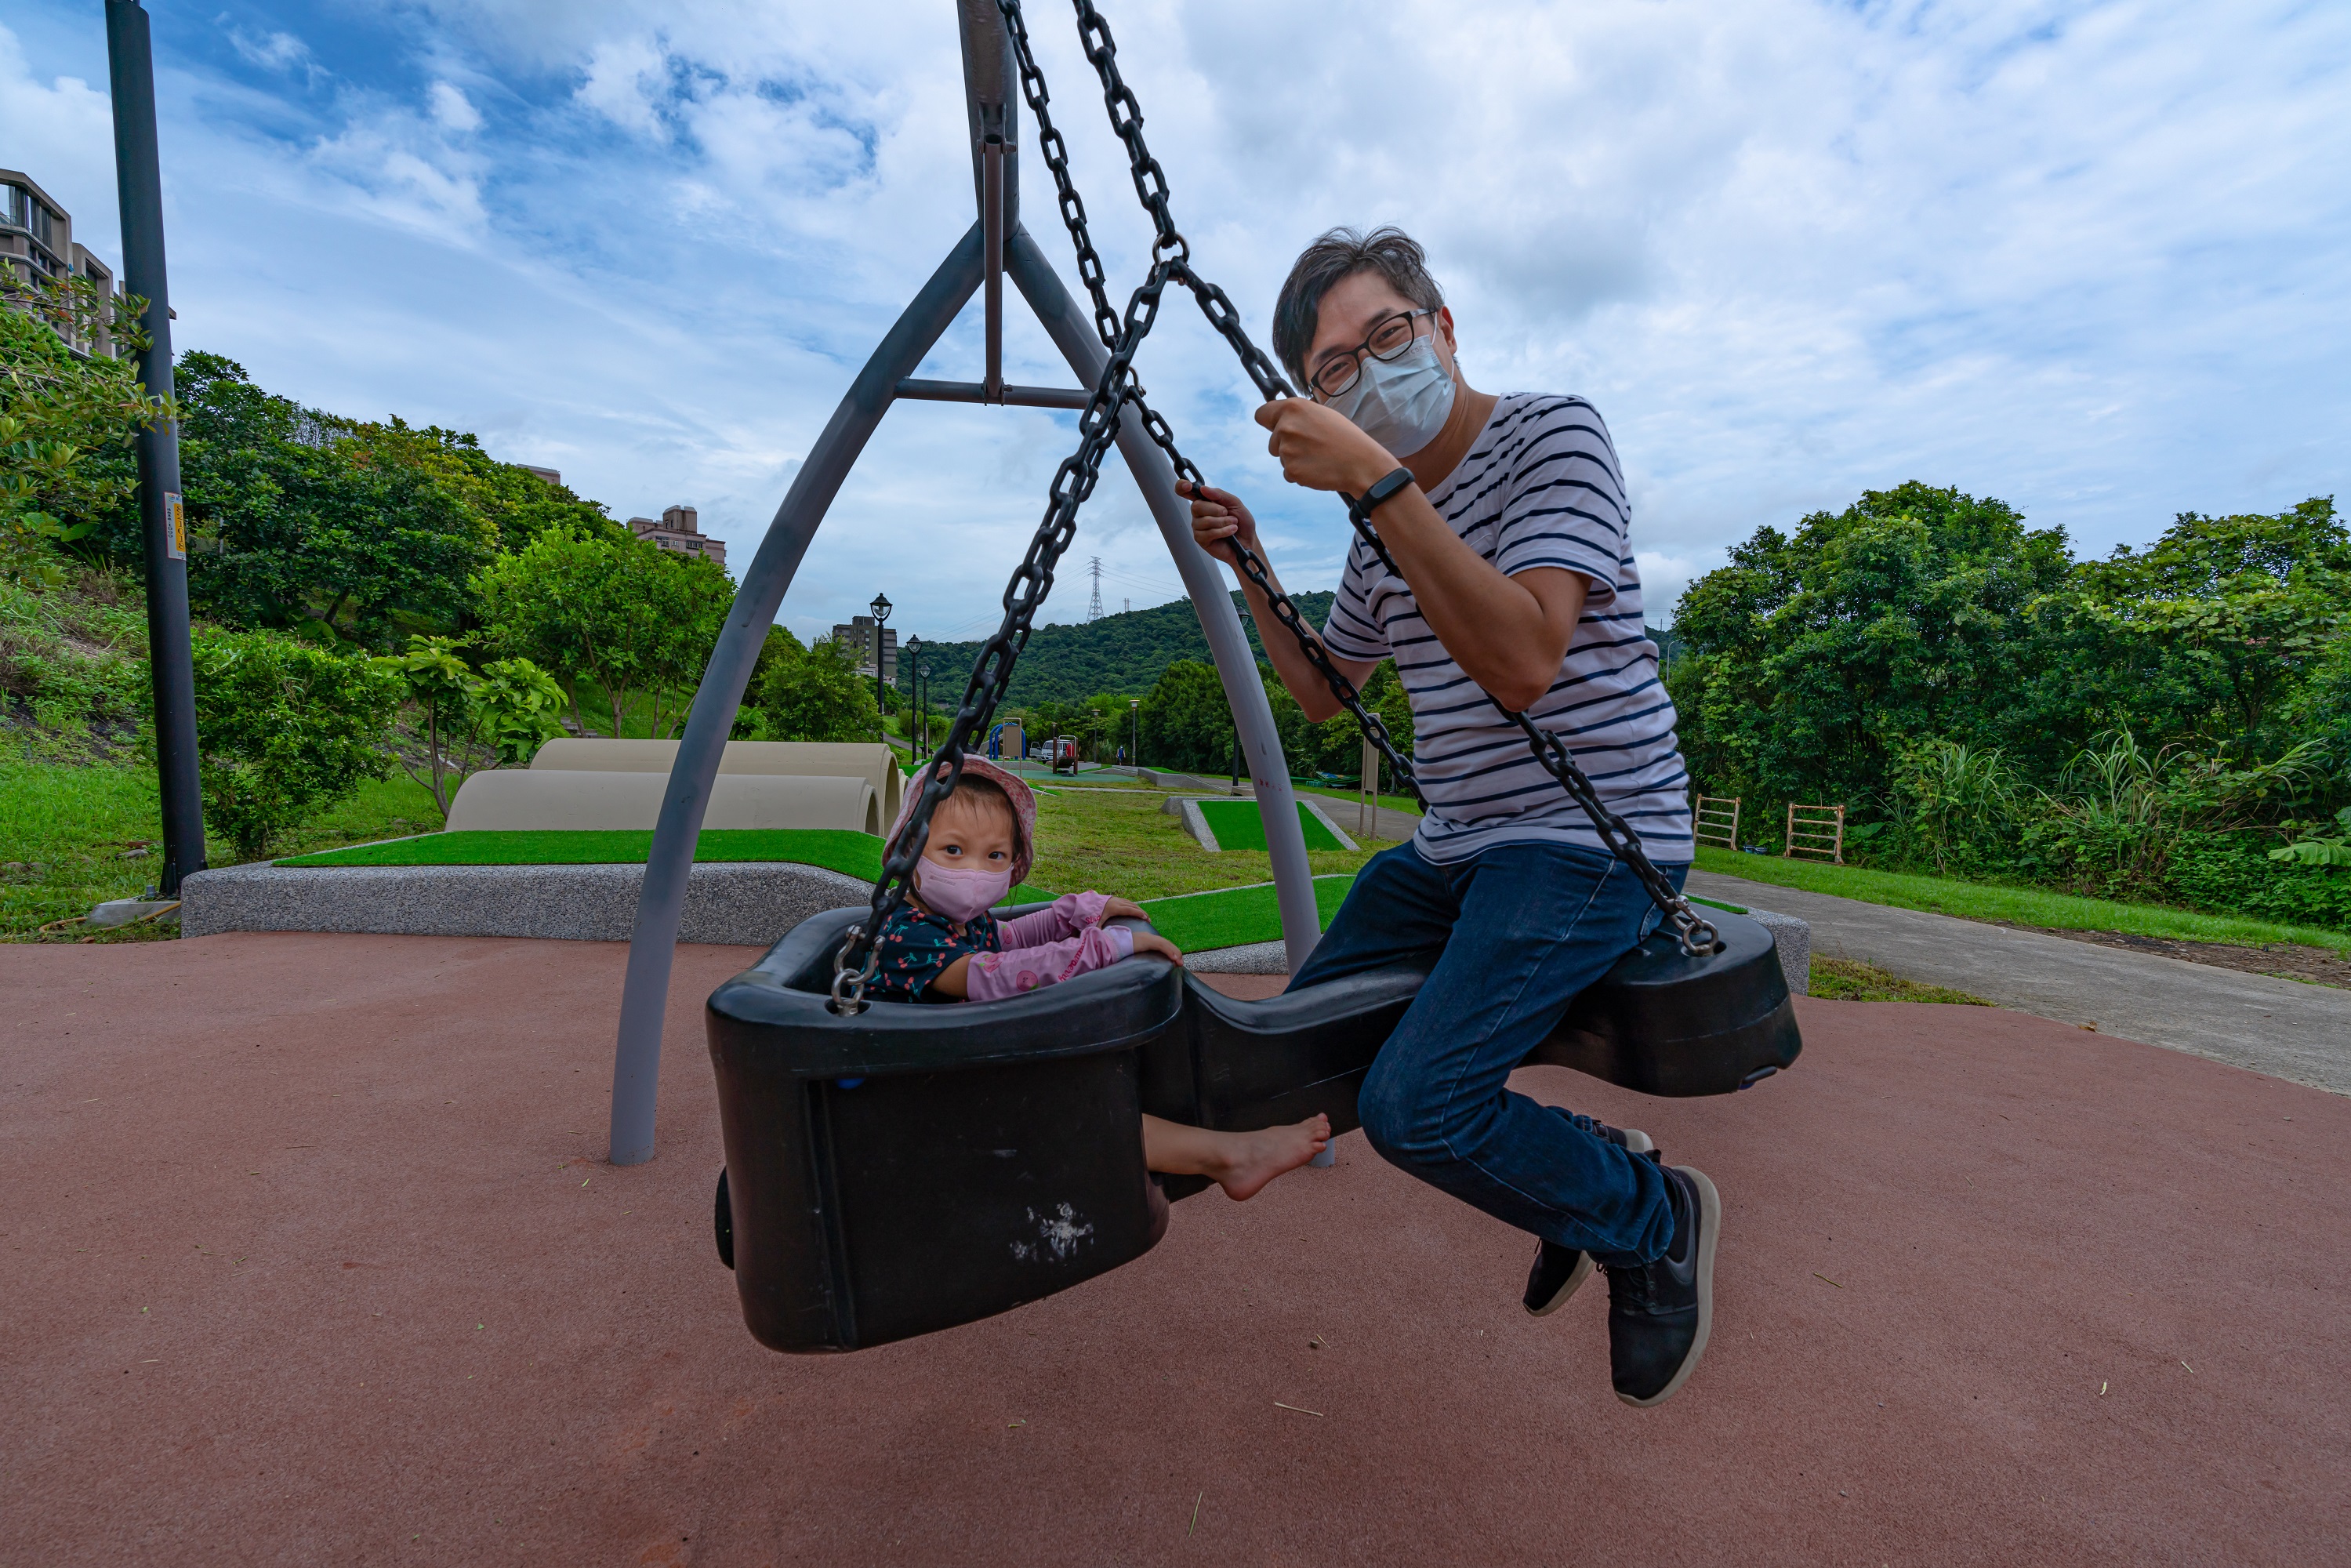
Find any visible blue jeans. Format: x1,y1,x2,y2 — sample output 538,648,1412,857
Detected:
1290,840,1689,1263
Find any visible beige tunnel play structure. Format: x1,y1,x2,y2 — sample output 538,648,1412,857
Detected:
443,741,902,837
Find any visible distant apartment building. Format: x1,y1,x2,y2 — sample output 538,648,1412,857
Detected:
627,504,726,568
1,169,123,358
830,615,898,684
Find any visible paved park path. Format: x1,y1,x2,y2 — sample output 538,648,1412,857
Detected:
1693,869,2351,1095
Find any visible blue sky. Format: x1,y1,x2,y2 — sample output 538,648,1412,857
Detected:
5,0,2346,647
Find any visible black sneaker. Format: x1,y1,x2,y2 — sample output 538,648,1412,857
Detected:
1604,1163,1721,1407
1522,1123,1655,1316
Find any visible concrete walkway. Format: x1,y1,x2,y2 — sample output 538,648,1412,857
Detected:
1692,869,2351,1095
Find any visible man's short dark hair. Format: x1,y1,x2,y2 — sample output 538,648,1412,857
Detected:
1272,227,1446,390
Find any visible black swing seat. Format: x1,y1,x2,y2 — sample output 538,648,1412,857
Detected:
706,902,1799,1353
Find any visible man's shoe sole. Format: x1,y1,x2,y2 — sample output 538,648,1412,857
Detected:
1524,1127,1655,1316
1616,1163,1720,1410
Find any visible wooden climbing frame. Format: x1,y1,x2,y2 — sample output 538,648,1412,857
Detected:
1784,803,1846,864
1693,794,1741,852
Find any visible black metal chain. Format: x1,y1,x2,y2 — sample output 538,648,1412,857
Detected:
1333,496,1717,953
830,0,1715,1004
995,0,1421,801
829,256,1181,1012
1039,0,1715,956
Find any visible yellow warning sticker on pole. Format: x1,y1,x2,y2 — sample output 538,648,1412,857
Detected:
165,491,186,559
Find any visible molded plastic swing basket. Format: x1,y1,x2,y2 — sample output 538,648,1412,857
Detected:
706,904,1800,1353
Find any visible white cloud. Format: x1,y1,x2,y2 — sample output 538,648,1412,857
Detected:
228,29,310,72
427,80,482,134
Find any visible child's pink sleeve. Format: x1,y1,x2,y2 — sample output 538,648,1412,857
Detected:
965,924,1135,1001
995,890,1116,948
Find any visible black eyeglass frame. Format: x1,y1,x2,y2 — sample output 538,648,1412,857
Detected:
1308,308,1439,402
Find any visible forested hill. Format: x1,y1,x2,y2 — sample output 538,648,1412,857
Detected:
901,591,1335,704
902,592,1682,702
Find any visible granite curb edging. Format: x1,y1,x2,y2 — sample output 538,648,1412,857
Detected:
179,860,870,947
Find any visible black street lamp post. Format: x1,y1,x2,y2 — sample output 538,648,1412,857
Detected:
869,591,891,739
1130,698,1140,773
903,634,923,753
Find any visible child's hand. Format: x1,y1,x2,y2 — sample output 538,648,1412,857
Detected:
1132,931,1185,966
1100,895,1149,923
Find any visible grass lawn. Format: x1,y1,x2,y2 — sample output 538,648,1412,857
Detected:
1194,798,1348,852
3,756,446,938
1027,786,1391,903
1808,956,1992,1005
1694,847,2351,956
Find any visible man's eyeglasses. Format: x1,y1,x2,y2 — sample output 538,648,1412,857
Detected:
1308,309,1436,401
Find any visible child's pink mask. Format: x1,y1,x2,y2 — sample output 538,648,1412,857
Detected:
916,860,1012,924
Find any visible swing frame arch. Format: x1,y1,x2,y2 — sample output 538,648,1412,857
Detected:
607,0,1322,1166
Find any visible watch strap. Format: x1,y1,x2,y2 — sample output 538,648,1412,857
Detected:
1360,466,1416,514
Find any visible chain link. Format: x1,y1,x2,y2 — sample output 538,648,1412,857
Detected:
830,256,1181,1011
1039,0,1715,956
832,0,1717,1004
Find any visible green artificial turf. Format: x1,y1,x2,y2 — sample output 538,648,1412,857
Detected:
1193,798,1348,853
1693,847,2351,955
1140,875,1355,952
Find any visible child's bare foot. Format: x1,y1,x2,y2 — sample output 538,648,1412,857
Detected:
1214,1114,1331,1201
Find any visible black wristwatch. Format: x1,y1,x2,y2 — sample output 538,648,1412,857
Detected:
1345,466,1416,517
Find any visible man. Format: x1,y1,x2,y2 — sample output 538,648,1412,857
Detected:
1181,227,1713,1408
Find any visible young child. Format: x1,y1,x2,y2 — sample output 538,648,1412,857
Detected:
869,757,1330,1202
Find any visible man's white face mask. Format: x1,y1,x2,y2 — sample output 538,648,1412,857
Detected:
1328,329,1457,459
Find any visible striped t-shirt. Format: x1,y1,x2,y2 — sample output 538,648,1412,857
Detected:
1320,392,1693,866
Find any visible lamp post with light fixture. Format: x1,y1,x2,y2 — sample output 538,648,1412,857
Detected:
869,591,892,739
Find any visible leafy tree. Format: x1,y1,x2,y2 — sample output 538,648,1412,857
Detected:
475,528,731,738
1138,659,1234,772
187,626,401,855
0,272,167,588
2033,498,2347,753
1671,481,2075,808
754,628,882,742
378,634,566,818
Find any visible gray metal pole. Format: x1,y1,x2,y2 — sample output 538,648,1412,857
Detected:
1006,228,1322,973
606,224,986,1166
104,0,205,896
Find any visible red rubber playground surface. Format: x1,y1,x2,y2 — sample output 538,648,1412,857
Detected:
5,934,2344,1565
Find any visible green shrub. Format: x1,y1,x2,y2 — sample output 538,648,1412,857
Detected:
189,626,400,855
2170,829,2351,930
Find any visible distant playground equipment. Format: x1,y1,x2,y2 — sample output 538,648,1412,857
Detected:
447,770,879,835
1694,795,1741,852
441,740,898,836
618,0,1798,1354
529,739,903,825
986,720,1027,762
1785,803,1848,864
